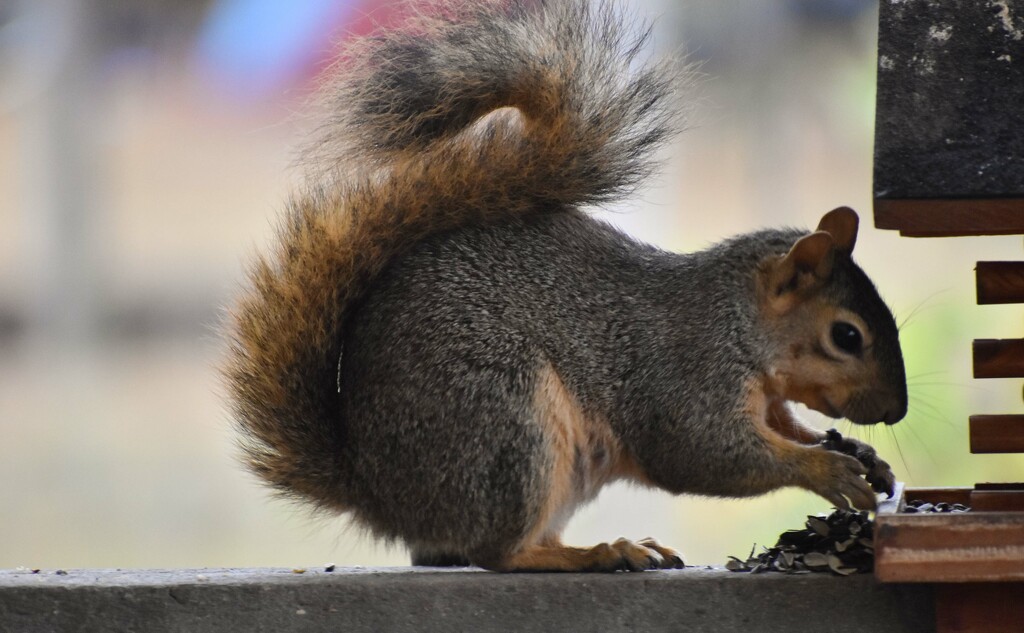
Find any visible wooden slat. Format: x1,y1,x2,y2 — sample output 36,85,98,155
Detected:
892,483,1024,505
936,584,1024,633
874,199,1024,236
970,491,1024,512
970,415,1024,453
973,339,1024,378
975,482,1024,491
874,512,1024,582
977,261,1024,304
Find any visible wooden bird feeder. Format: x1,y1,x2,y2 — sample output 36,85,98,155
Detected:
870,0,1024,630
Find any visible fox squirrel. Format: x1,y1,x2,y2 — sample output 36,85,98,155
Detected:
224,0,907,572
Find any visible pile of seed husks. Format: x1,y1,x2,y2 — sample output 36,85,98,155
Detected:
726,509,875,575
726,501,971,576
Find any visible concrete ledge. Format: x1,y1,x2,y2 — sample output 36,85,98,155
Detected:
0,567,934,633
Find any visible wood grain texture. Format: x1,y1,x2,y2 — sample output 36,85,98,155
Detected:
936,583,1024,633
973,339,1024,379
970,415,1024,454
969,490,1024,513
875,512,1024,582
875,486,1024,583
977,262,1024,304
873,199,1024,236
975,483,1024,491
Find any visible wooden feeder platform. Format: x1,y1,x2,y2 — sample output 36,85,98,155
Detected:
875,484,1024,583
872,0,1024,631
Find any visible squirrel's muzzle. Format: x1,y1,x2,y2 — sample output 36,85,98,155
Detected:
844,386,907,426
882,398,907,426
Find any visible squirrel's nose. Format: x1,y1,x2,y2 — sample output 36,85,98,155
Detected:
882,406,905,425
881,390,908,425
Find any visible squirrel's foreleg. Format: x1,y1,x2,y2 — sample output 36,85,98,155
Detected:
748,380,886,510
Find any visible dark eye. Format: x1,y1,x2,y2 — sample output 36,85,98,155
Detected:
831,322,863,355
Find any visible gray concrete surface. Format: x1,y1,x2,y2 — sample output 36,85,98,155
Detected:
0,566,934,633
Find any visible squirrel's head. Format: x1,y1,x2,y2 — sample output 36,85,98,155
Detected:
758,207,907,426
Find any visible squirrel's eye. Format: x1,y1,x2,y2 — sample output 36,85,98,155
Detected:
831,322,863,355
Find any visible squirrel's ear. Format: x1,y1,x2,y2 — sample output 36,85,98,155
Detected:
767,232,836,312
816,207,859,254
782,231,836,280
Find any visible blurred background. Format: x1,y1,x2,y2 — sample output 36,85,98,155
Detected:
1,0,1022,570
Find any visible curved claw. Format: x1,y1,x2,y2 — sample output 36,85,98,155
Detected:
811,448,877,511
821,429,896,500
638,537,685,569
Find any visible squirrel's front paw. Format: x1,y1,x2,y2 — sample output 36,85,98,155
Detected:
821,429,896,498
808,448,877,511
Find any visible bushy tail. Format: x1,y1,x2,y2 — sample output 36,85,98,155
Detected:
224,0,686,510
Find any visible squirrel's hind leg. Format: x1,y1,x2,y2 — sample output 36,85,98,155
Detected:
469,365,685,572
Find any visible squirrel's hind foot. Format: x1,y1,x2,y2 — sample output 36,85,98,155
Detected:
637,537,686,569
478,537,685,572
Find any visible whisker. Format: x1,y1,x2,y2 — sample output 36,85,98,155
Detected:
907,395,946,412
907,399,954,424
912,415,956,431
899,422,940,466
906,370,951,381
907,382,986,390
888,427,911,478
896,288,952,331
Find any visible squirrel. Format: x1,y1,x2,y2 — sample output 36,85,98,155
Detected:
224,0,908,572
